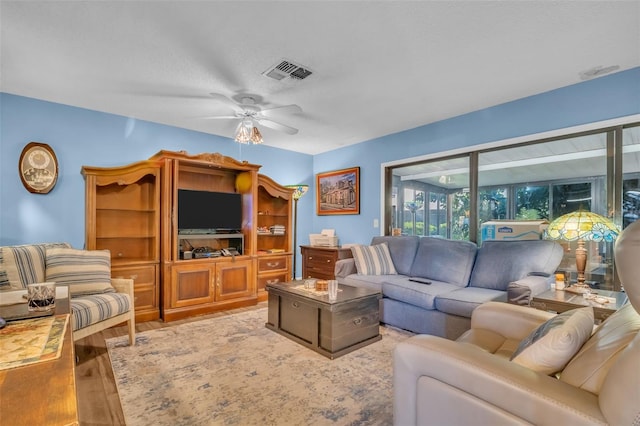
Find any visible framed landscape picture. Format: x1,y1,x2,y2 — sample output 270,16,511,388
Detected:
316,166,360,215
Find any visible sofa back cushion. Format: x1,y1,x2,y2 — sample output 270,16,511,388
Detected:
371,236,419,276
46,247,115,296
0,242,72,289
409,237,477,287
469,240,563,290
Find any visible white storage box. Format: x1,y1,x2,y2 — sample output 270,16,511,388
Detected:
481,220,548,241
309,234,339,247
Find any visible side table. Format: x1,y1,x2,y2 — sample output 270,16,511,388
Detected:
531,289,628,323
300,245,353,280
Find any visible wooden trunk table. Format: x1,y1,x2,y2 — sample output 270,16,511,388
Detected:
266,281,381,359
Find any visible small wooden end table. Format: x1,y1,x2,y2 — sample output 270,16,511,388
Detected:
266,281,381,359
531,289,628,323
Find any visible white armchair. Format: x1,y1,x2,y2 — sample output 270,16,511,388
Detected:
393,220,640,425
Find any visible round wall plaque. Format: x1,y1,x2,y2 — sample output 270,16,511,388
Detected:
19,142,59,194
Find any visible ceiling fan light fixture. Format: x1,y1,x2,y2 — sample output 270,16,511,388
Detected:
250,126,263,144
234,122,252,144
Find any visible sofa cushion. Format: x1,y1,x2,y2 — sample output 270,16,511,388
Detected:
510,307,594,375
351,243,397,275
46,248,115,296
383,279,460,311
0,242,71,289
435,287,507,318
71,292,131,331
339,274,397,292
371,236,419,276
469,240,563,291
408,237,477,287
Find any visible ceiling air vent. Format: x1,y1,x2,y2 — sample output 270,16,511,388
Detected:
263,59,313,81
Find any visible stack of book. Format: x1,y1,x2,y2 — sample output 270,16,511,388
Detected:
257,226,270,235
270,225,285,235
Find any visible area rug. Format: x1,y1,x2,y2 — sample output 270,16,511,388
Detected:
106,308,413,425
0,313,69,370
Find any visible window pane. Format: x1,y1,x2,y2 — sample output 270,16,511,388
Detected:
515,185,549,219
391,156,470,240
623,125,640,229
552,183,591,217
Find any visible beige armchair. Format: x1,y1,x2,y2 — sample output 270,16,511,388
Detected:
393,220,640,425
0,243,135,345
71,277,135,345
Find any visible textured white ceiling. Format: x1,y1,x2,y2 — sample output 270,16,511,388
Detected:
1,1,639,155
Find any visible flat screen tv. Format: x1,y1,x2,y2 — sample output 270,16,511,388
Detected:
178,189,243,232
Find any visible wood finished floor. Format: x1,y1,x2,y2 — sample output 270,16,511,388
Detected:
74,302,267,426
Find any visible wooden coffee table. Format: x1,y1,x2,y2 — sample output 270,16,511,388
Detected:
266,281,381,359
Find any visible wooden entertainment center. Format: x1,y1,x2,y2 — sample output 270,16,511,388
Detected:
82,150,293,322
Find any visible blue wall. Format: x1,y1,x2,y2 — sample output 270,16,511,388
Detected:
314,67,640,245
0,95,314,254
2,66,639,263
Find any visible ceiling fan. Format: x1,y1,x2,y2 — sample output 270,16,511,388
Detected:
203,93,302,137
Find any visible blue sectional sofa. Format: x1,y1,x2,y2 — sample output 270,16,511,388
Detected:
335,236,564,339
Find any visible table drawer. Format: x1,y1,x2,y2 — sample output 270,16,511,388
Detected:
257,272,289,292
258,256,288,273
305,251,336,268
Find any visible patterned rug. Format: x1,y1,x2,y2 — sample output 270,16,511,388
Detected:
0,313,68,370
106,308,413,425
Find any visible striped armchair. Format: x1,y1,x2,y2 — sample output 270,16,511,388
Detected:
0,242,135,345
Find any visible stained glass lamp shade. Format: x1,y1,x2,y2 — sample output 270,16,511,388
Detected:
545,210,620,285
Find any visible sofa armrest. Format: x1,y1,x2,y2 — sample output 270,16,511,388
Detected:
394,334,606,426
111,278,135,302
514,274,553,296
466,301,555,341
335,258,357,278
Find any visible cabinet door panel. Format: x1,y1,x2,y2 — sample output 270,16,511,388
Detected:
171,265,215,308
217,260,254,301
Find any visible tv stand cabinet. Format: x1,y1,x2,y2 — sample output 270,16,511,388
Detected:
84,151,293,322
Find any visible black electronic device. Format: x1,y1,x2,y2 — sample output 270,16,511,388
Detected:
221,247,240,256
178,189,242,233
408,277,432,285
192,246,222,258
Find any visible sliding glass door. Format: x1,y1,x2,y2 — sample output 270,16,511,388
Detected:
385,121,639,290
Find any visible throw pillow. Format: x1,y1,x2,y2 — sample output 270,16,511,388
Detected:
510,307,594,375
351,243,397,276
46,247,115,296
0,242,72,289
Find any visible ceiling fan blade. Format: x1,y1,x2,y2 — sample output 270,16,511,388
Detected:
256,118,299,135
209,93,244,113
260,104,302,116
200,115,239,120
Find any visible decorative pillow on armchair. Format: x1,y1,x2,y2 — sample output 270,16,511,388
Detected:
510,307,594,375
351,243,397,275
46,247,115,296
